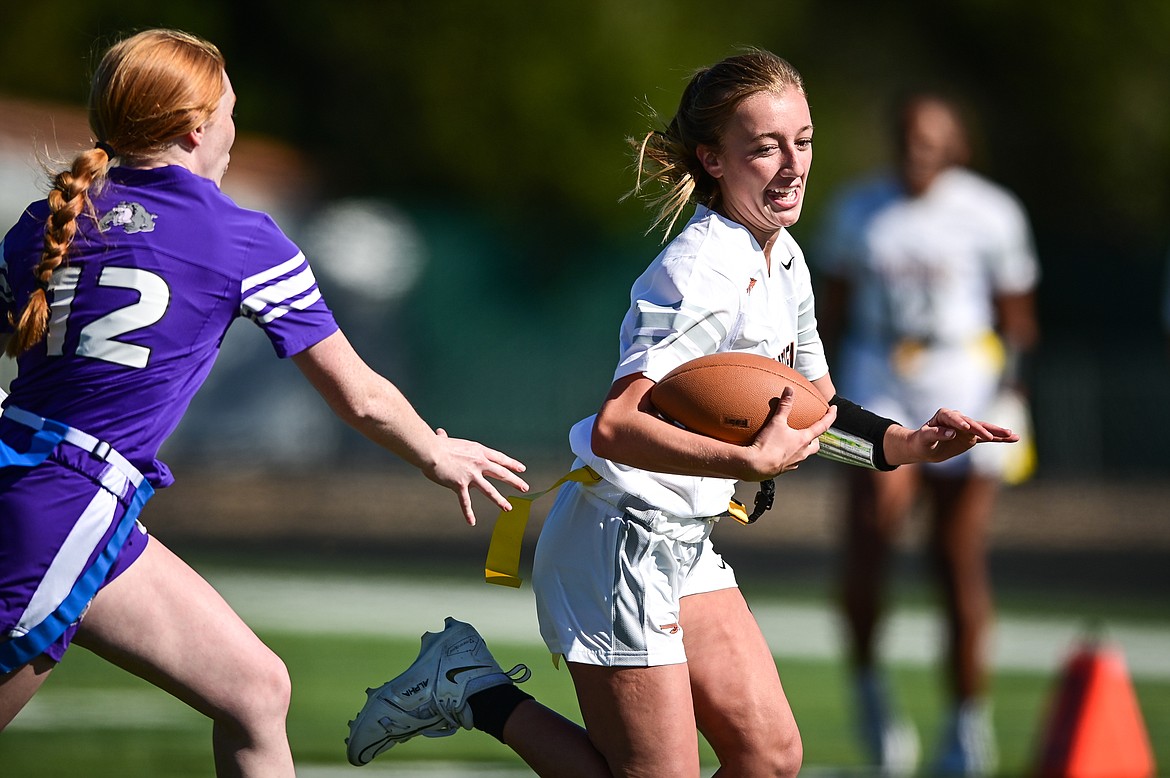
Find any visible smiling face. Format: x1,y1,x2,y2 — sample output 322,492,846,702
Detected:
697,88,813,253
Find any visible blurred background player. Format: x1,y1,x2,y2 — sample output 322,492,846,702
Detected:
815,92,1040,775
0,29,528,776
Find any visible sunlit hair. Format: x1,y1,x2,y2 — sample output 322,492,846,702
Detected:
6,29,225,356
624,48,806,242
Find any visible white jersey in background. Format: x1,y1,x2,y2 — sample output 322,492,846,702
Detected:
817,166,1040,471
819,167,1038,347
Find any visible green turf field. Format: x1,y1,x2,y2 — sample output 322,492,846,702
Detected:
3,565,1167,776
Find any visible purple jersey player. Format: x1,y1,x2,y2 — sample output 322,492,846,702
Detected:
0,29,528,775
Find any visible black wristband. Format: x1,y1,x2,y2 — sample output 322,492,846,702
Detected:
828,395,900,471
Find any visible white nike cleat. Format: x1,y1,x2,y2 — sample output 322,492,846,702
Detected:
932,699,998,777
345,616,531,766
855,669,920,776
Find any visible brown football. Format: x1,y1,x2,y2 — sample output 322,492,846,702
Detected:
650,352,829,444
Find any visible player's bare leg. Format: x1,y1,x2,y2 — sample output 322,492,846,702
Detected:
841,465,922,772
0,654,55,729
925,472,998,702
74,538,295,778
499,699,612,777
569,660,700,777
684,587,802,778
925,471,999,774
841,465,919,669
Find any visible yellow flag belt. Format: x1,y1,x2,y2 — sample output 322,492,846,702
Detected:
484,466,767,588
484,466,602,588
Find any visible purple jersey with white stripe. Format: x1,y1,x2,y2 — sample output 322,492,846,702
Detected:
0,165,338,488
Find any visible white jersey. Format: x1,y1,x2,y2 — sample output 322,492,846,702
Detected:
818,167,1039,348
818,167,1039,473
569,205,828,529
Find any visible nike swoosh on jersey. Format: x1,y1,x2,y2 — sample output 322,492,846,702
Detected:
781,254,795,270
445,664,493,683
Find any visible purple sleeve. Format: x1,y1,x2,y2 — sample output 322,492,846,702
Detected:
238,216,339,358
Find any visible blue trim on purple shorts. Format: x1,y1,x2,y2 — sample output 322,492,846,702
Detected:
0,421,155,674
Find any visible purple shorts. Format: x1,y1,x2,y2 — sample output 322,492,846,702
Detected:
0,425,149,670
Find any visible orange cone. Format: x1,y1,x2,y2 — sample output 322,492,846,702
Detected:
1035,638,1156,778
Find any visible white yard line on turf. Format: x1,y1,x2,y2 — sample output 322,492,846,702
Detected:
206,570,1170,680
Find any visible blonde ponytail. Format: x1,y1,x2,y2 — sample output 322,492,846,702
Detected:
623,128,700,242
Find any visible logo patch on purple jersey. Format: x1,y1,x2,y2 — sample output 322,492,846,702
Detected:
99,201,158,234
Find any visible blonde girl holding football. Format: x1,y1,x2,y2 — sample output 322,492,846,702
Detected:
348,49,1018,777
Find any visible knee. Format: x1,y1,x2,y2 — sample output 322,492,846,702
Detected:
221,646,292,733
251,649,292,721
768,727,803,778
719,725,803,778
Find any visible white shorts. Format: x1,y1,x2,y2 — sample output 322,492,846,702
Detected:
836,335,1002,476
532,481,738,667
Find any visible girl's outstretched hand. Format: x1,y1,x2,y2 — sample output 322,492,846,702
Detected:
888,408,1020,466
425,429,529,526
